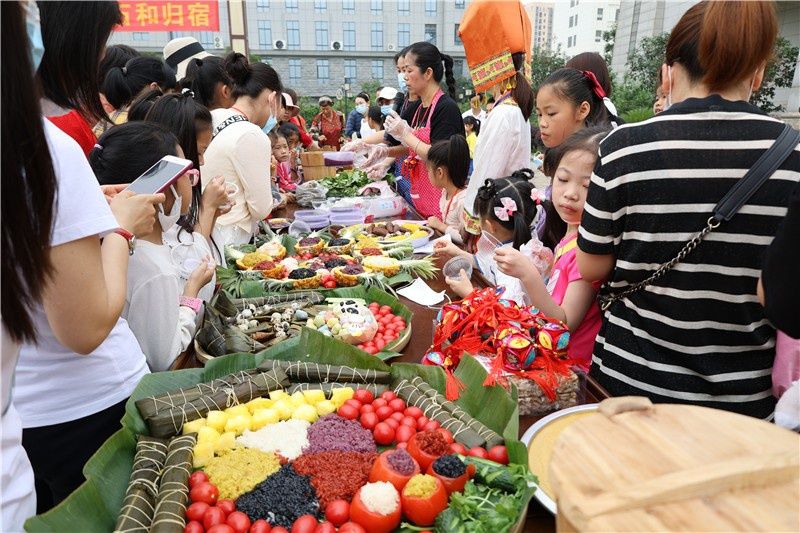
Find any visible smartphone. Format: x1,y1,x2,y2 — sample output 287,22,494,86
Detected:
125,155,193,195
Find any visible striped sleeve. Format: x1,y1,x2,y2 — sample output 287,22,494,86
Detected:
579,151,618,255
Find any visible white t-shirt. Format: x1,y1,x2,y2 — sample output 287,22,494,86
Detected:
123,226,215,371
462,108,487,123
14,120,149,429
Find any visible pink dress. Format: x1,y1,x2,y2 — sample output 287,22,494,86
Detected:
546,233,601,372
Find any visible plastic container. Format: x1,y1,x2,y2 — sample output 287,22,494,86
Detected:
443,256,473,280
329,212,365,226
293,209,330,228
323,151,355,167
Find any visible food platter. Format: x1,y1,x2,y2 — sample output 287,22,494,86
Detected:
520,403,599,513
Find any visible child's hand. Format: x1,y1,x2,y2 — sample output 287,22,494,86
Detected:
184,257,215,298
433,240,463,261
427,216,446,233
445,269,473,298
495,247,537,281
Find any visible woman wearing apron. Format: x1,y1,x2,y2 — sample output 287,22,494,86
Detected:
385,41,465,219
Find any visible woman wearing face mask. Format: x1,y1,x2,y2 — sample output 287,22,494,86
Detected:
201,52,282,253
578,1,800,420
91,122,221,371
345,92,370,139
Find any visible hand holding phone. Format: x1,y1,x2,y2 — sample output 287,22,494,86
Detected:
110,190,166,237
125,155,193,195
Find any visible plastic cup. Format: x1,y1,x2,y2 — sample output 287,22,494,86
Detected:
288,219,311,237
443,256,473,280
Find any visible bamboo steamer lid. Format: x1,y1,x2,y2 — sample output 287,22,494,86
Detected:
550,397,800,532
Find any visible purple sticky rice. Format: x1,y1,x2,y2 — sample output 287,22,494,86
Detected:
386,448,416,476
305,414,377,454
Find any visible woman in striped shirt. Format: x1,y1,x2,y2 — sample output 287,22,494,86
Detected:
577,0,800,419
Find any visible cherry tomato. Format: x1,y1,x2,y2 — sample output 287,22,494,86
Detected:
338,522,367,533
359,404,375,415
185,521,204,533
291,515,318,533
380,391,397,402
324,499,350,527
271,528,290,533
353,388,374,404
375,405,393,421
350,486,401,533
371,398,388,409
449,442,468,455
416,416,430,431
468,447,490,459
401,416,417,427
384,418,399,430
380,305,392,314
186,502,209,522
423,420,440,432
400,475,448,526
203,506,227,530
373,422,395,445
388,398,406,412
323,280,336,289
487,445,509,465
314,523,336,533
191,482,219,505
395,424,416,443
360,411,378,430
407,432,445,471
404,405,424,419
208,526,235,533
375,339,386,350
226,511,251,533
344,399,362,410
436,428,454,444
188,471,209,488
249,519,272,533
369,449,421,492
390,412,404,422
337,404,359,420
217,499,236,515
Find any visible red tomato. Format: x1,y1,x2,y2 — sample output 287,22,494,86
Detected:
217,499,236,515
388,398,406,412
371,398,388,409
323,280,337,289
380,305,392,314
344,399,362,410
404,406,423,419
203,506,227,530
390,412,404,422
291,515,318,533
249,519,272,533
426,461,476,494
373,422,395,445
436,428,454,444
406,432,445,471
353,388,374,404
338,522,367,533
359,404,374,415
416,416,430,431
468,447,490,459
349,487,401,533
375,339,386,350
395,424,416,443
487,445,509,465
375,405,393,421
449,442,468,455
314,523,336,533
185,521,204,533
324,499,350,527
226,511,251,533
191,482,219,505
271,528,290,533
369,449,421,492
186,502,209,522
396,441,408,449
400,475,448,526
384,418,399,430
360,412,378,430
401,416,417,427
189,471,209,488
423,420,440,432
337,404,359,420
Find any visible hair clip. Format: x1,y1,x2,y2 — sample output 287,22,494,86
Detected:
582,70,606,100
530,188,544,206
494,197,517,222
93,143,103,151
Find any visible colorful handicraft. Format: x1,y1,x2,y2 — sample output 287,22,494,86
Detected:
424,287,572,400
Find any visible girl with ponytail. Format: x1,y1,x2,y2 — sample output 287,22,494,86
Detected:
383,41,466,219
425,135,470,244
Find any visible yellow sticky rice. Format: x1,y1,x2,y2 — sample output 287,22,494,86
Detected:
203,447,281,499
403,474,438,498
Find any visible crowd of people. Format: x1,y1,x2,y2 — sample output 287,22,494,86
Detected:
2,0,798,530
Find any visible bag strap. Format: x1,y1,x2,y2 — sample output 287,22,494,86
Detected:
599,123,800,311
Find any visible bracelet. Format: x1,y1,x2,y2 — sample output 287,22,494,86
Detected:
179,296,203,313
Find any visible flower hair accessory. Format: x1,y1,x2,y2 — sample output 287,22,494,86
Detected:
531,188,545,205
494,197,517,221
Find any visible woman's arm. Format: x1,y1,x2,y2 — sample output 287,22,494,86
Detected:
235,130,273,221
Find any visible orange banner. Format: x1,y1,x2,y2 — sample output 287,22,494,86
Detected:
117,1,219,31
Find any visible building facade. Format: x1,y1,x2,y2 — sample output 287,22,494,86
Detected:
526,2,554,51
109,0,471,98
550,0,620,56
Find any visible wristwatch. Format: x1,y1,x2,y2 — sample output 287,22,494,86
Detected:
114,228,136,256
179,296,203,313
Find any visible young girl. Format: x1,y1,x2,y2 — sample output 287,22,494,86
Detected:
270,129,298,193
463,115,480,160
366,105,386,132
494,127,610,371
426,135,470,245
278,122,303,182
436,170,544,305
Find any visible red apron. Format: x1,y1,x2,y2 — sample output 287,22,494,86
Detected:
402,91,443,218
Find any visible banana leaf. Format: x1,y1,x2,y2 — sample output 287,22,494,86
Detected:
26,333,525,533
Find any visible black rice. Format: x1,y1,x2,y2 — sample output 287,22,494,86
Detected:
432,455,466,478
236,464,320,527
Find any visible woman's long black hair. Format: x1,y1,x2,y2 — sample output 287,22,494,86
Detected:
474,170,538,250
405,41,456,99
538,68,621,128
427,135,470,189
2,1,58,342
90,122,180,187
102,56,171,110
181,55,232,109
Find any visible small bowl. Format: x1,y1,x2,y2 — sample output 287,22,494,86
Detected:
443,256,473,279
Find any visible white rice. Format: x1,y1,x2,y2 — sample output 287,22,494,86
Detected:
236,419,310,460
360,481,399,515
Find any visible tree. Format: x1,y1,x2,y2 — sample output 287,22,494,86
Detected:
602,24,616,65
626,32,669,92
751,36,799,113
531,44,567,92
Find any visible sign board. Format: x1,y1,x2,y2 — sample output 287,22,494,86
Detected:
117,1,219,31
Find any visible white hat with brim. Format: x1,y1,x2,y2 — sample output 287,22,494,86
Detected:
163,37,213,81
377,86,399,101
282,93,301,117
318,96,334,105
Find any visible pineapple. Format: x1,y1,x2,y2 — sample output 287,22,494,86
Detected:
252,260,286,280
236,251,272,270
332,264,367,287
325,238,354,255
362,255,438,279
257,240,287,261
295,236,326,257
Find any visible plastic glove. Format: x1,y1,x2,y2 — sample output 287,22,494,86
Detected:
384,111,413,143
341,139,368,153
364,159,391,181
360,144,389,169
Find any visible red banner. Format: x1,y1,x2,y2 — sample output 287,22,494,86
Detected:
117,1,219,31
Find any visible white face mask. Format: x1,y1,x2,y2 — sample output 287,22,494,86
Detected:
745,69,758,103
665,65,673,111
158,185,182,230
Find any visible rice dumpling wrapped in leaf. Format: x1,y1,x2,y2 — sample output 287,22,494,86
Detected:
113,435,169,533
258,359,391,384
150,433,196,533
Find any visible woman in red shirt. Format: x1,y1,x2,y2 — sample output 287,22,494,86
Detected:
312,95,344,150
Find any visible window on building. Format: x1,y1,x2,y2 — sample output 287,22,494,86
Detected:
314,0,326,13
569,15,573,28
286,20,300,49
256,0,269,12
198,31,215,47
371,0,381,14
257,21,272,48
132,32,148,41
567,36,573,48
371,22,383,51
285,0,298,13
315,21,328,50
453,59,464,77
575,13,578,25
425,0,436,16
597,7,604,20
371,60,384,80
569,0,574,7
343,22,356,50
615,8,620,20
398,23,410,48
344,59,357,83
317,59,329,84
424,24,437,45
342,0,354,13
398,0,410,14
595,30,602,42
455,0,465,8
454,24,462,45
289,59,302,83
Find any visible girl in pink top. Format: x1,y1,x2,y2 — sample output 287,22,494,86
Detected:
425,135,470,245
495,127,610,371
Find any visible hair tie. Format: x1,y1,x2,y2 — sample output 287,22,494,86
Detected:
582,70,606,100
121,66,128,76
181,87,195,98
477,178,497,200
494,197,518,222
93,143,103,151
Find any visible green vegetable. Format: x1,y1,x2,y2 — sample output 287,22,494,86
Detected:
320,169,371,198
460,455,522,493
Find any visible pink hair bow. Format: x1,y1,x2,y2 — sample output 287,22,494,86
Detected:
531,188,545,205
494,197,517,222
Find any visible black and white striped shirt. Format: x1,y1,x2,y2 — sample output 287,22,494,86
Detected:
578,95,800,419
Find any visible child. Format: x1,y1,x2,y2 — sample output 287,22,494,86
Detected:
269,129,297,193
494,127,610,371
366,105,386,133
463,115,480,160
425,135,470,244
436,170,544,305
278,122,303,182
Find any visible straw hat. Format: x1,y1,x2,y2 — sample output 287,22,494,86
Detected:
163,37,212,81
458,0,532,93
